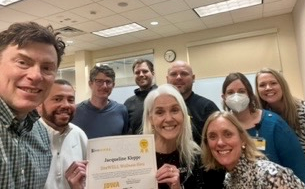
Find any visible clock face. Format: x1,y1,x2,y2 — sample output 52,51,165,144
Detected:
164,50,176,62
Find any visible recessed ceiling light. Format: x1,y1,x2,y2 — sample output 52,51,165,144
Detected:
194,0,262,17
0,0,23,6
150,21,159,26
92,23,146,38
118,2,128,7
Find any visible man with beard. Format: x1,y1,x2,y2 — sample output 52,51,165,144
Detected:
167,60,219,145
37,79,88,189
124,59,157,134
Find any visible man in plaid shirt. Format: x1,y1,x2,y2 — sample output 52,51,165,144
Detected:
0,22,65,188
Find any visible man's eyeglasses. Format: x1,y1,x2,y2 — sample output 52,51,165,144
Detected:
93,79,113,86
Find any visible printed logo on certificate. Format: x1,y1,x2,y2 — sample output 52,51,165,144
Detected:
86,134,158,189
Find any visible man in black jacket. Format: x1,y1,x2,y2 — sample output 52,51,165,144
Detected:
167,60,219,145
124,59,157,134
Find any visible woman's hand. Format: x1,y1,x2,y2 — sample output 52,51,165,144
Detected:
156,163,181,189
65,160,88,189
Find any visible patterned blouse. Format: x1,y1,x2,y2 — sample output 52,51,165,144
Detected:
224,155,305,189
297,100,305,155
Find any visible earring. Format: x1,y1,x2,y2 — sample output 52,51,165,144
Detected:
242,145,246,149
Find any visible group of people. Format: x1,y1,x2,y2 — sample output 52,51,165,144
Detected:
1,21,305,189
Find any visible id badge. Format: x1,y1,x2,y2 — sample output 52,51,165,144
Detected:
253,137,266,151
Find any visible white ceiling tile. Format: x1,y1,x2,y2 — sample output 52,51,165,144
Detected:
33,18,65,29
140,0,168,6
0,20,11,31
184,0,223,8
110,34,143,44
123,7,159,22
74,41,103,51
44,11,89,25
137,16,171,28
97,0,145,13
231,5,263,20
41,0,94,10
263,8,293,17
164,10,199,23
174,19,207,33
0,8,37,23
9,0,63,17
70,33,103,42
201,12,234,28
151,24,183,35
128,29,161,39
264,0,284,3
70,3,115,20
159,30,184,37
93,39,123,48
71,21,106,32
95,15,131,27
264,0,296,12
150,0,189,15
233,14,262,24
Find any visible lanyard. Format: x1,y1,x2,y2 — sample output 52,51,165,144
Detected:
254,123,261,137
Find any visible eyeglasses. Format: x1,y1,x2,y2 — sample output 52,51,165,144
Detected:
93,79,113,86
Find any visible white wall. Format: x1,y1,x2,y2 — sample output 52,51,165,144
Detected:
293,0,305,97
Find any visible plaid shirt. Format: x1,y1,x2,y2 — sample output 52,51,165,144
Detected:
0,98,52,188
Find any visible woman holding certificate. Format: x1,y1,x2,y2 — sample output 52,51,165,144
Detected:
142,84,225,189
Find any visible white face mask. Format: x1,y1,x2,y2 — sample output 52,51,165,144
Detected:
225,93,250,113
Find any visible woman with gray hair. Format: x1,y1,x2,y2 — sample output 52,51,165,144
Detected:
201,111,305,189
142,84,224,189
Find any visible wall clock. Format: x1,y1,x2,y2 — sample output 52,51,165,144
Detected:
164,50,176,62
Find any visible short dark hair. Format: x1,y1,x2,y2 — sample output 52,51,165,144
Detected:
132,59,154,73
222,72,259,113
0,22,65,67
89,65,115,82
54,79,73,87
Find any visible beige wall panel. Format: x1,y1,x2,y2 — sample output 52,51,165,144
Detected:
188,33,281,78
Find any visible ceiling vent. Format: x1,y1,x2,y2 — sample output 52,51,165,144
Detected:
55,26,85,37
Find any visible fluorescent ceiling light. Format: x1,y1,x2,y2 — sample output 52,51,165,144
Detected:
150,21,159,26
92,23,146,38
0,0,22,6
194,0,262,17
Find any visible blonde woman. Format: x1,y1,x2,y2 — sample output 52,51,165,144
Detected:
142,84,224,189
201,111,305,189
256,68,305,154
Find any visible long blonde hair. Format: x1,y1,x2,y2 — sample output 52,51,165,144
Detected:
255,68,301,132
142,84,201,172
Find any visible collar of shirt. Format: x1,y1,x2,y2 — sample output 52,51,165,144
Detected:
0,98,40,135
39,118,73,137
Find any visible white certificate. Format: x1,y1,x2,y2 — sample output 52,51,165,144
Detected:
86,134,158,189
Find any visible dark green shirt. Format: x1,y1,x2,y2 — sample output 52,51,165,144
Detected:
0,98,52,188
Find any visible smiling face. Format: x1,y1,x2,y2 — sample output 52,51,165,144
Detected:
206,117,244,171
134,62,154,90
0,43,57,119
149,94,183,143
256,73,283,105
167,61,194,99
89,72,114,100
38,83,75,133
